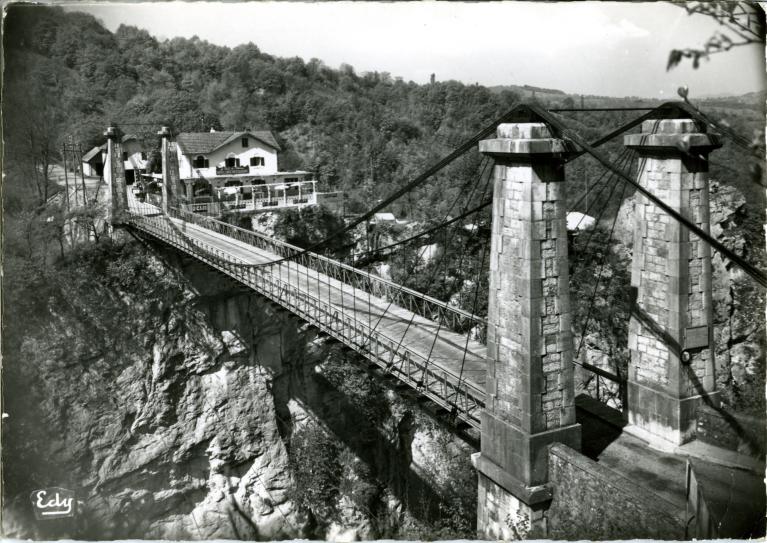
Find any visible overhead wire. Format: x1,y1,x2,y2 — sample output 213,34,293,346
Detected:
231,101,669,270
568,149,631,236
421,160,495,373
362,157,491,340
571,150,635,261
575,151,637,358
529,103,767,289
550,107,656,112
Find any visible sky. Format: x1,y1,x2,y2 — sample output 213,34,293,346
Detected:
65,1,765,99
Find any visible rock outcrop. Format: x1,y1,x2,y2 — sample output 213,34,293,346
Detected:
2,239,477,540
613,180,765,413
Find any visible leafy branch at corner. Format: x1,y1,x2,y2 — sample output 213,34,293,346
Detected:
667,1,765,71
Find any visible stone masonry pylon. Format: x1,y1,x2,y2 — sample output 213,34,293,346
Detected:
105,126,129,224
158,126,181,212
475,117,581,539
624,117,722,448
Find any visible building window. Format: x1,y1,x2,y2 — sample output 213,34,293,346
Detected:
122,152,128,161
225,153,240,168
193,155,208,168
241,137,248,148
140,151,146,160
250,156,264,167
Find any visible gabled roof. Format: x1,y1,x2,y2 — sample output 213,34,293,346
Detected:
176,130,281,155
122,134,138,143
82,146,103,162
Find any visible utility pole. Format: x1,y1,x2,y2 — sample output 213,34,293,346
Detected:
61,145,71,211
77,143,87,204
60,139,90,208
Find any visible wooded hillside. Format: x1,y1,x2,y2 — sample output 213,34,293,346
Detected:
5,5,764,226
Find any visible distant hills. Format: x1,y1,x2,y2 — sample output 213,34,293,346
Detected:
489,84,765,111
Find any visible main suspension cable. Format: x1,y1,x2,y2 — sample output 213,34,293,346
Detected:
530,103,767,289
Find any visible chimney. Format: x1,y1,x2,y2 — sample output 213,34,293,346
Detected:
430,73,436,85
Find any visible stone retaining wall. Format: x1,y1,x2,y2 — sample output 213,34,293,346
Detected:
547,443,685,540
696,405,766,458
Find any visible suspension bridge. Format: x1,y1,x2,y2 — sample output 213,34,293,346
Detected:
100,100,765,540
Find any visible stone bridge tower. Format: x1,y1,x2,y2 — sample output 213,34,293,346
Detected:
476,114,581,539
104,126,129,224
158,126,183,212
624,117,721,448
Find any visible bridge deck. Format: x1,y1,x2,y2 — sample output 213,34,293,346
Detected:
128,196,488,427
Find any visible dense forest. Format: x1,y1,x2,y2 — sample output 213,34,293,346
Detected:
4,3,765,375
4,5,765,220
4,3,766,390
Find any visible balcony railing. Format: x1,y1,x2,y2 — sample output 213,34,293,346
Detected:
216,165,249,175
181,193,318,215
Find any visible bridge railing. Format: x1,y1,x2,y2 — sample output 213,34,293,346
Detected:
128,209,486,428
166,205,487,343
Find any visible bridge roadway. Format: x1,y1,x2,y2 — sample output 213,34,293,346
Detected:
127,195,488,428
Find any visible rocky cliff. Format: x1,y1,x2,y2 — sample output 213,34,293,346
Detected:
2,238,477,540
613,180,766,413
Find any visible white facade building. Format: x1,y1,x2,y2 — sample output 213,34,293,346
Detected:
175,129,319,215
82,135,146,183
121,135,147,184
176,130,280,180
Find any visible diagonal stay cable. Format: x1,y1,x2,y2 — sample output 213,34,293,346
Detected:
157,104,668,276
363,159,491,393
230,102,665,270
454,219,491,405
334,154,489,264
571,150,635,262
529,103,767,289
354,198,492,263
441,158,495,308
420,161,496,372
575,151,636,358
680,99,755,149
244,109,525,269
569,149,631,237
364,158,491,339
568,153,620,213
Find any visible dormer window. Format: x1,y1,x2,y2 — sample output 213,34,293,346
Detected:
241,137,249,148
250,156,264,167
